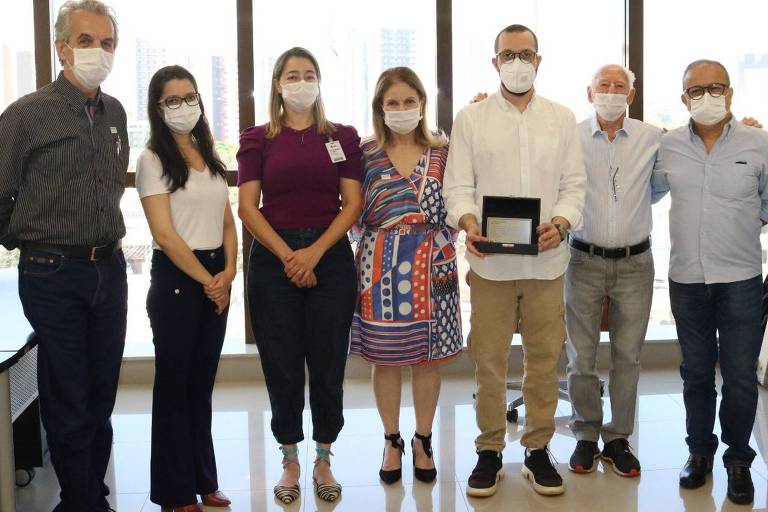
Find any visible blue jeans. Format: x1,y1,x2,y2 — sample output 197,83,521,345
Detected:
247,229,356,445
669,276,762,467
18,248,127,512
566,248,654,443
148,248,228,507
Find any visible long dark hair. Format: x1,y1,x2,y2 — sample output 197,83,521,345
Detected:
147,65,226,192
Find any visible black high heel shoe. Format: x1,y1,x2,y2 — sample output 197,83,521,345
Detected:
412,432,437,483
379,432,405,484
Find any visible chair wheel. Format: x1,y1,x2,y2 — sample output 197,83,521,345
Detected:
506,408,518,423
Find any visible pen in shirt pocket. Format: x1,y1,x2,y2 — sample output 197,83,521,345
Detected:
110,126,121,156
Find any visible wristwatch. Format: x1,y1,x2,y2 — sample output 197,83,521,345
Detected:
554,223,568,243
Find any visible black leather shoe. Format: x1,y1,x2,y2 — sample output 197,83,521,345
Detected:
679,454,713,489
726,465,754,505
379,432,405,484
412,432,437,483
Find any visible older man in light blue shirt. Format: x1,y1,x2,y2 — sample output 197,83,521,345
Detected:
652,59,768,506
565,64,662,478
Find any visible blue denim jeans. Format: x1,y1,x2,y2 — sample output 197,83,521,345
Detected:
566,248,654,443
247,229,356,444
18,248,127,512
147,247,228,507
669,276,762,466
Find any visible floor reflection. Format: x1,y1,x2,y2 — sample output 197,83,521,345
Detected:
14,371,768,511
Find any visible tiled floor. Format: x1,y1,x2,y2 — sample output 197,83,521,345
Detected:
14,370,768,511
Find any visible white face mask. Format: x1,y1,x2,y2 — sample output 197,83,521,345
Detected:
499,58,536,94
384,108,422,135
689,92,728,126
66,45,114,90
592,92,628,122
162,103,201,134
281,80,319,112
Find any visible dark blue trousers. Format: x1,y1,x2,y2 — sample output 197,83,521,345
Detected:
147,248,228,507
18,248,127,512
670,275,763,466
248,229,356,445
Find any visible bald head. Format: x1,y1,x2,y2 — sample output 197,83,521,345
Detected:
682,59,730,90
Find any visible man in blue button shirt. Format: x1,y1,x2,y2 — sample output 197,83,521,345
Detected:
565,64,661,479
652,59,768,506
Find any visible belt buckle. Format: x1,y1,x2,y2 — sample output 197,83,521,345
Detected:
588,244,595,257
398,225,408,236
90,246,99,261
625,246,630,258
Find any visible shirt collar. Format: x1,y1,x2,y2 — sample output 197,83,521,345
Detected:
590,114,631,138
493,87,538,113
686,114,735,143
54,72,104,113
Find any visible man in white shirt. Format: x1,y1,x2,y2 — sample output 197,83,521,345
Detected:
443,24,586,497
564,64,661,479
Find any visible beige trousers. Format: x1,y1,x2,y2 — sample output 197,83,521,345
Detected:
468,270,566,451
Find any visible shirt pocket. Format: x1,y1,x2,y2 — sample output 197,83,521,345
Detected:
711,163,760,201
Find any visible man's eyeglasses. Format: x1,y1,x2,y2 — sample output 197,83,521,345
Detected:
157,93,201,109
684,83,729,100
495,49,537,64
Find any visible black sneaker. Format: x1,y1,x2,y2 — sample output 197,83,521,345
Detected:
466,450,504,497
569,440,600,473
522,448,564,495
601,438,640,477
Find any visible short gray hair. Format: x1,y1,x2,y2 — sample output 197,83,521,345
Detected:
54,0,119,47
591,64,636,89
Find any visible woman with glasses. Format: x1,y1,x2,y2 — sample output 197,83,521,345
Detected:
237,47,362,504
136,65,236,512
350,67,461,484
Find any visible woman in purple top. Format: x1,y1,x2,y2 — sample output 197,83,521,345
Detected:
236,47,362,504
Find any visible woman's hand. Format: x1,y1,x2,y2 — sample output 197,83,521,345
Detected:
293,270,318,288
212,293,230,315
205,269,235,302
284,247,323,282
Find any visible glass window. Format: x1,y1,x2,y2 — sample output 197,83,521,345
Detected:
251,0,437,135
644,0,768,337
51,0,240,169
50,1,244,346
0,3,36,285
0,4,36,111
452,0,625,339
644,0,768,130
452,0,625,120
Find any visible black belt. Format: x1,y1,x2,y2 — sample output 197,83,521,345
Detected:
22,241,121,261
569,237,650,259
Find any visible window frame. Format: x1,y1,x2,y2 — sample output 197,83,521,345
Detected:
26,0,644,344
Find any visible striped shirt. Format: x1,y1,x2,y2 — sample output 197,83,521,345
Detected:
570,115,662,248
0,72,129,249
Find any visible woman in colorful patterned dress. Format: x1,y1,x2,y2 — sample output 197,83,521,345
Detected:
350,67,462,484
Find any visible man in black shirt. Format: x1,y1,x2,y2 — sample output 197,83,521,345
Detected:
0,2,128,510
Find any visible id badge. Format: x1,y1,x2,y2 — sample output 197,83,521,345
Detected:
325,140,347,163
